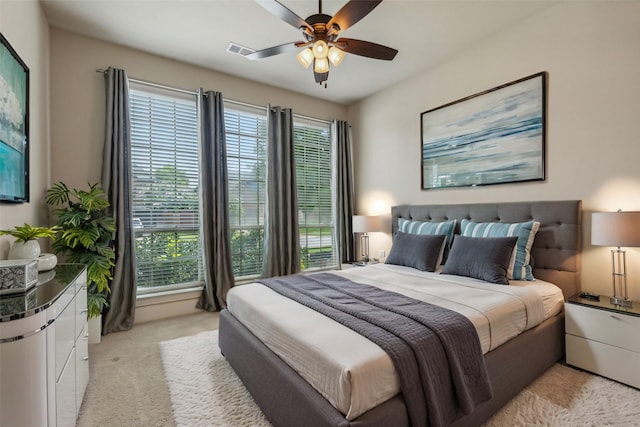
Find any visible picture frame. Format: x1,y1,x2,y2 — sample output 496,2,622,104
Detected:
0,32,30,203
421,72,546,190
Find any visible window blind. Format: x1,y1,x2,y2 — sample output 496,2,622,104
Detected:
294,117,337,270
129,83,202,293
224,103,267,279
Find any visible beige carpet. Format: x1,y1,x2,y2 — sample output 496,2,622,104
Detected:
161,330,640,427
77,312,219,427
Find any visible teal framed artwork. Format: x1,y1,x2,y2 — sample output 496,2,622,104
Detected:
0,32,29,202
421,72,546,190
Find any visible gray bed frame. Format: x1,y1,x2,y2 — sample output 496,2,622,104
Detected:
219,200,582,427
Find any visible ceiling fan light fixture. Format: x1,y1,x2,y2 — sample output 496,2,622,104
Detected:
328,46,345,67
312,40,329,59
296,48,314,69
314,57,330,73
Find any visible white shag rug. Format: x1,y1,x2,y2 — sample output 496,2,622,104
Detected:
160,331,640,427
160,330,271,427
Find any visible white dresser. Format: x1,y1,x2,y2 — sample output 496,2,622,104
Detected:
565,294,640,388
0,264,89,426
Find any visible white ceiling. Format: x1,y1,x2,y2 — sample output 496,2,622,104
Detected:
40,0,556,105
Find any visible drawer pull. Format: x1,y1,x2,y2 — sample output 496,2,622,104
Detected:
83,335,89,340
80,309,89,314
82,357,89,361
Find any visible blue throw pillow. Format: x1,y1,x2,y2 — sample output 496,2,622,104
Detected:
398,218,456,263
460,219,540,281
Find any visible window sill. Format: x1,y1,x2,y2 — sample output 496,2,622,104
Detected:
136,286,203,308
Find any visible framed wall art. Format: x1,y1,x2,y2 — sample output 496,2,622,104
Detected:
421,72,546,190
0,32,30,203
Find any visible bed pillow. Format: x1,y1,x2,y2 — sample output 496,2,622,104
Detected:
385,232,447,272
460,219,540,281
442,235,518,285
398,218,456,263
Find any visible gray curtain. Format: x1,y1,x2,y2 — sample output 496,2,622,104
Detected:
332,120,355,263
263,106,300,277
197,90,235,311
101,67,136,333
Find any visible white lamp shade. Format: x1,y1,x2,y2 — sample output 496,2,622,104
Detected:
327,46,345,66
314,57,329,73
296,48,314,68
352,215,382,233
592,211,640,247
312,40,329,59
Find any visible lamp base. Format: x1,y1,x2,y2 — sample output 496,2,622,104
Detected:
610,296,633,308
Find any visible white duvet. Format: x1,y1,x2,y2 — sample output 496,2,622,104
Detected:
226,263,564,421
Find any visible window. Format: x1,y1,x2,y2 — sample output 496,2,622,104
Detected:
130,86,337,292
224,105,338,277
129,83,202,294
294,118,337,270
224,103,267,279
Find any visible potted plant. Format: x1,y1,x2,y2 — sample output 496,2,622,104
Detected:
45,182,116,332
0,223,58,260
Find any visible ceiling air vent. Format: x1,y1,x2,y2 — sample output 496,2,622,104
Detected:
226,42,255,57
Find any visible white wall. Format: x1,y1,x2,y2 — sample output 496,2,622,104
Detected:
348,2,640,299
0,0,50,259
48,28,348,190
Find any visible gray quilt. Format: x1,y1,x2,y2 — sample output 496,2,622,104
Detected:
259,272,492,427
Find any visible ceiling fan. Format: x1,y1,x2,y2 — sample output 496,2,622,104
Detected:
246,0,398,86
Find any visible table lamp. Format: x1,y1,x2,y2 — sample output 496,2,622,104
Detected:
592,210,640,307
352,215,381,263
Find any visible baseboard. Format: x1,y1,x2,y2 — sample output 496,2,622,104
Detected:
134,289,202,324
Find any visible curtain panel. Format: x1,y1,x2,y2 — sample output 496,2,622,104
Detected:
101,67,137,333
197,90,235,311
332,120,355,263
263,106,301,277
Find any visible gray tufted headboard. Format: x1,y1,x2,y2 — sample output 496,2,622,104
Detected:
391,200,582,299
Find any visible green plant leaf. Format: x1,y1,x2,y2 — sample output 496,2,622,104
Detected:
0,223,59,242
47,181,115,316
45,182,70,206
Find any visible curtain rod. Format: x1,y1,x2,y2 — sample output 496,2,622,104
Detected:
96,68,196,96
96,68,331,125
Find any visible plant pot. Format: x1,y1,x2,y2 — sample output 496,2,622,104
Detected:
38,253,58,272
88,315,102,344
8,240,41,260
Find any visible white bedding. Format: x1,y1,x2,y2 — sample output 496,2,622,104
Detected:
226,263,564,421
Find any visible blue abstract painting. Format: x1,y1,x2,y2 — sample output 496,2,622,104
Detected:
421,73,546,190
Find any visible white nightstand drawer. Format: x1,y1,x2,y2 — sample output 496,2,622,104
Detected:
566,334,640,388
565,303,640,353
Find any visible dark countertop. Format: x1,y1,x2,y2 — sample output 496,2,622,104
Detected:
567,293,640,318
0,264,86,322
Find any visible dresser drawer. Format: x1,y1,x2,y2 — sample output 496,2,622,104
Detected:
75,285,88,341
75,323,90,414
565,303,640,352
566,334,640,388
54,296,76,381
56,346,76,427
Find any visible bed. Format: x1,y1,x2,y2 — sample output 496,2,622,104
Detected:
219,200,582,426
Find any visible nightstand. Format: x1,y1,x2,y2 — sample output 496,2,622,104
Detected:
341,260,380,269
565,294,640,388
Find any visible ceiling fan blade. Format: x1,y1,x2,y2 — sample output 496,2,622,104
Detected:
338,38,398,60
255,0,313,33
314,71,329,84
245,42,300,60
326,0,382,33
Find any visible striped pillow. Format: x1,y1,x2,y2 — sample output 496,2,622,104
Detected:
460,219,540,281
398,218,457,263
